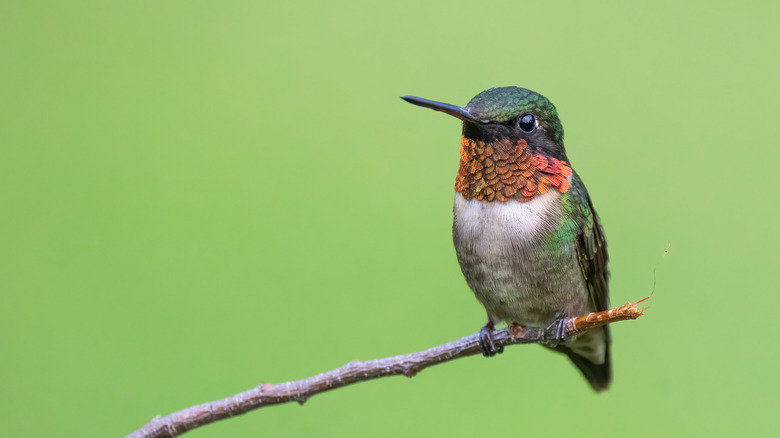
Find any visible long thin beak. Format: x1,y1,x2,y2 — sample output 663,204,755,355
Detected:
401,96,486,124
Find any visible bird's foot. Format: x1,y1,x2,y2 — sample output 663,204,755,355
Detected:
542,318,569,347
479,320,504,357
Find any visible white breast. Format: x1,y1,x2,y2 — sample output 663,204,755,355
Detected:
453,190,562,249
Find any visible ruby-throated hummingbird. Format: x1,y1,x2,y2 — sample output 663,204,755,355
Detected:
402,87,611,391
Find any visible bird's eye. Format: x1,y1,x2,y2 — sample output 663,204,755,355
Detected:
518,114,535,133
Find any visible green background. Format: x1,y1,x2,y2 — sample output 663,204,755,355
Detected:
2,1,778,436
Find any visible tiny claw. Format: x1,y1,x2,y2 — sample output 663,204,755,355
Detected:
478,320,503,357
542,318,569,347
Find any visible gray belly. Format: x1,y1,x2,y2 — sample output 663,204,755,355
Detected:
452,193,589,326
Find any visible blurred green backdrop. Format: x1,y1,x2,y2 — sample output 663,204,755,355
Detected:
2,1,778,437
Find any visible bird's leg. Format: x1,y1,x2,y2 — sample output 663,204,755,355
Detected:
542,317,569,347
478,319,504,357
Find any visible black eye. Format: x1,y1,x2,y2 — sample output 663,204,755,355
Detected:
518,114,535,133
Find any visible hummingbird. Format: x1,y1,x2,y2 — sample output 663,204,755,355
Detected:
402,87,611,391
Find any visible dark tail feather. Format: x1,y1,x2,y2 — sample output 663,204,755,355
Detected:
561,346,611,392
550,327,612,392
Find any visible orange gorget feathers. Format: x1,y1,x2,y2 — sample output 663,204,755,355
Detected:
455,136,572,202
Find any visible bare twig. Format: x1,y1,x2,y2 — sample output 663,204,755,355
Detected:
126,299,646,438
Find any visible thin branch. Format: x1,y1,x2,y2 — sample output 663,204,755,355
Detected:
126,299,647,438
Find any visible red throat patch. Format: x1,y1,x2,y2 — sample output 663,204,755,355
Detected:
455,136,572,202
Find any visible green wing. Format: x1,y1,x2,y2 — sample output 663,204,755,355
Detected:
570,172,610,313
561,172,612,391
